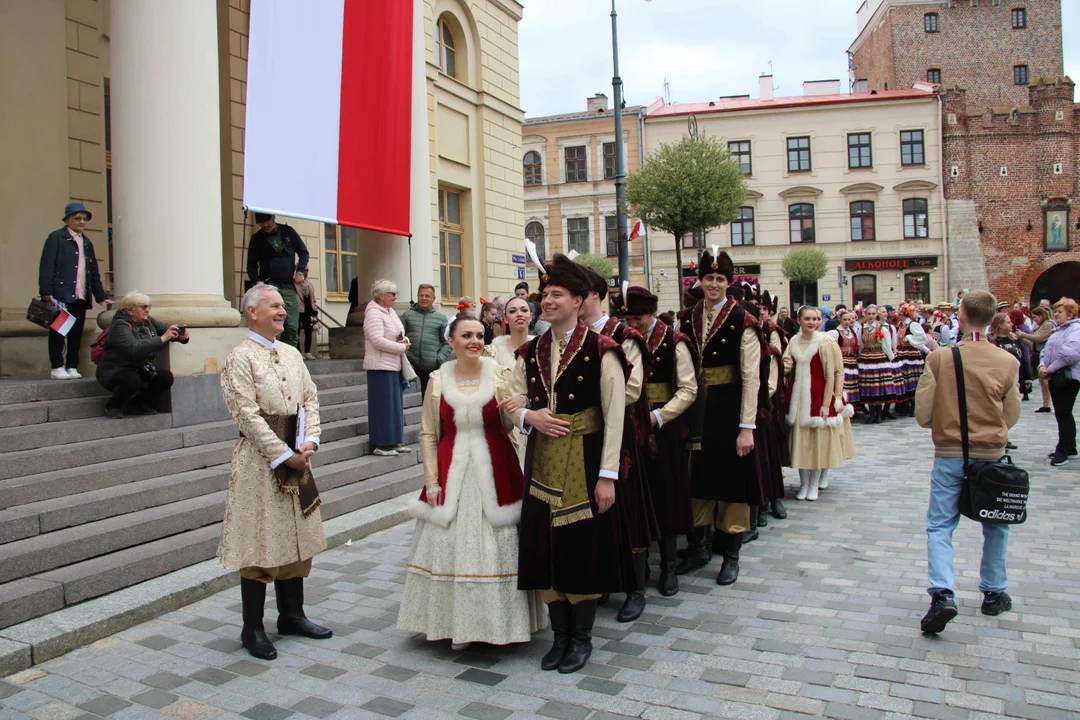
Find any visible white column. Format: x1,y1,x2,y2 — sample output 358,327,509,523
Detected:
109,0,239,328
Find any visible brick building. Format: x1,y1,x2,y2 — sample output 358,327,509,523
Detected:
848,0,1063,109
849,0,1078,304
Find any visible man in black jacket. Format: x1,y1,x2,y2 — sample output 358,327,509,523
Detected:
38,202,109,379
247,213,309,348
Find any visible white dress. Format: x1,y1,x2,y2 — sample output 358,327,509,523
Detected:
396,359,547,645
484,334,533,469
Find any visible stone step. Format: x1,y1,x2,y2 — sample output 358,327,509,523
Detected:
0,377,109,406
0,463,424,628
0,409,422,508
311,371,367,391
304,359,365,374
0,395,109,429
0,413,173,454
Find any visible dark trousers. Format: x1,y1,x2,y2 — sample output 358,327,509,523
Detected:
417,369,432,397
299,313,315,354
104,368,174,410
1050,377,1080,455
48,299,89,370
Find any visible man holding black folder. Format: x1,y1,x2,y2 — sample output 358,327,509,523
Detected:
218,284,331,660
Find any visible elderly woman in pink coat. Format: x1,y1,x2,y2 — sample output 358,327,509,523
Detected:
364,279,411,456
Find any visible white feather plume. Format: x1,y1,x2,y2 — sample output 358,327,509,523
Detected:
710,244,720,260
567,250,580,261
524,239,546,276
621,280,629,303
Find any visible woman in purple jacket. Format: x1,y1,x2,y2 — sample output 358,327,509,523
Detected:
1038,298,1080,466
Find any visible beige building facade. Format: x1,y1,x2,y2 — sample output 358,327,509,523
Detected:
643,82,947,314
0,0,523,376
522,95,661,291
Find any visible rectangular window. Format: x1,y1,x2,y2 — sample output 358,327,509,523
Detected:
1011,7,1026,28
924,12,938,32
603,142,617,180
1014,64,1029,85
850,201,875,241
927,68,941,84
731,207,755,246
900,129,925,165
905,272,931,303
852,274,877,307
438,187,465,299
605,216,618,256
787,136,811,172
567,217,590,254
564,145,587,182
682,231,699,249
903,198,929,238
789,204,815,243
323,224,359,295
847,133,872,169
728,140,752,175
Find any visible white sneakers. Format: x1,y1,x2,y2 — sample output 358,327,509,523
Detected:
66,368,82,379
304,353,317,360
51,368,71,380
373,448,399,457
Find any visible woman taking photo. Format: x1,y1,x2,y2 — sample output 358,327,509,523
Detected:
1038,298,1080,467
1019,305,1055,413
363,279,411,457
782,306,855,501
397,317,546,649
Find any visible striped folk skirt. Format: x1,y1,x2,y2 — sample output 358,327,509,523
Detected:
857,349,899,406
895,345,925,401
841,353,860,405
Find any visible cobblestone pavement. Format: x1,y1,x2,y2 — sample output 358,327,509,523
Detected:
3,405,1079,720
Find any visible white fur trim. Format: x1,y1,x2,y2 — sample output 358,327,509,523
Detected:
406,357,522,528
787,332,851,429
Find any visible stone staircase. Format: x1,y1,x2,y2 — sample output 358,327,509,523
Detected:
0,360,423,630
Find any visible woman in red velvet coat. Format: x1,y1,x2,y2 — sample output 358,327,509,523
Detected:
397,318,546,649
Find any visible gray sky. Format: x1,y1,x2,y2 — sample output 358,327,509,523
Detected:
519,0,1080,117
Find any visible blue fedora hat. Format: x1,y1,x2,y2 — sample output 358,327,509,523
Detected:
63,202,92,222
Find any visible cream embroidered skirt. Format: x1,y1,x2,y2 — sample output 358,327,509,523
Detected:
396,459,547,645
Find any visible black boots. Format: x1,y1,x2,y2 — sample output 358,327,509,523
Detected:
240,578,277,660
716,532,742,586
882,404,897,420
559,600,597,673
617,552,647,622
742,507,760,544
870,406,883,424
656,536,679,597
769,498,787,519
675,528,710,574
542,600,571,671
756,505,769,528
275,578,333,639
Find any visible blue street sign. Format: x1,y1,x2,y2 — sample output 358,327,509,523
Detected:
511,253,525,264
516,267,525,280
822,294,831,301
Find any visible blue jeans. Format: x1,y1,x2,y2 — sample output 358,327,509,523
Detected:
926,457,1010,595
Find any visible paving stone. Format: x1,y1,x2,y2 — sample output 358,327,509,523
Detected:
535,701,590,720
134,637,177,652
370,666,418,683
239,704,293,720
202,639,243,654
139,673,189,692
454,669,506,687
342,643,386,659
574,677,625,696
457,703,511,720
130,689,177,710
77,696,131,717
297,664,346,681
187,669,236,687
287,697,343,719
451,654,500,670
220,661,267,678
181,619,224,633
359,697,412,718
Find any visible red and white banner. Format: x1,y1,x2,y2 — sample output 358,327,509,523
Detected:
50,308,76,337
244,0,413,237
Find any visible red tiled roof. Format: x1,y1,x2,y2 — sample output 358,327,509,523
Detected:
524,106,647,125
648,88,934,119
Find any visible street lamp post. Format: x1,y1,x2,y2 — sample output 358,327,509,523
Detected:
611,0,629,287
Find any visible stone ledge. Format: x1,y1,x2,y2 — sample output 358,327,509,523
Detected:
0,491,413,671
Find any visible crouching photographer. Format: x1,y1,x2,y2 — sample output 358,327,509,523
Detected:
95,292,189,418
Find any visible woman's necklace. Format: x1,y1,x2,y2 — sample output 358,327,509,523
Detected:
456,378,481,387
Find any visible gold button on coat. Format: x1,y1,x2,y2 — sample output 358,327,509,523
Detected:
577,376,584,382
568,394,575,400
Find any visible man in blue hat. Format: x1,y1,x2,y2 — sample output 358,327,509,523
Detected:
38,202,110,379
247,213,309,349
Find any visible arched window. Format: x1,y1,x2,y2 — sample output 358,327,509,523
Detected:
523,151,542,187
437,16,458,79
525,221,546,260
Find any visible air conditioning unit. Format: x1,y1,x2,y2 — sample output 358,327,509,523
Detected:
1000,167,1008,177
950,166,960,177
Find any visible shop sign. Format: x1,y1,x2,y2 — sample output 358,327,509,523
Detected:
844,256,937,272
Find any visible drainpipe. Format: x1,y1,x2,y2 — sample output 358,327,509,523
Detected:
936,94,949,303
638,108,650,281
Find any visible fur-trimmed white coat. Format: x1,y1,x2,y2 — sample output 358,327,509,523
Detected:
783,331,856,429
407,357,523,528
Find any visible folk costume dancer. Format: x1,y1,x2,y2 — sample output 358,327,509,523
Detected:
398,317,546,649
577,266,659,622
857,309,897,424
510,254,634,674
758,292,789,523
484,296,536,470
621,287,698,598
218,285,331,661
676,248,762,587
894,304,930,416
877,306,902,420
783,305,856,501
827,311,861,411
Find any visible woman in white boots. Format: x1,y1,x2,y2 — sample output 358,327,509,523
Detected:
783,306,856,501
397,317,547,650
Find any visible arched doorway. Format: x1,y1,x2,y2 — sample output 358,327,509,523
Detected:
1031,262,1080,307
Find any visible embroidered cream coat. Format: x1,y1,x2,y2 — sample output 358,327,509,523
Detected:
217,338,325,569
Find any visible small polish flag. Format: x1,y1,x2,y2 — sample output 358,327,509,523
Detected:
50,309,76,337
629,219,643,241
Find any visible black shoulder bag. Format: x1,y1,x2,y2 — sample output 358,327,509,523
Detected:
952,346,1029,524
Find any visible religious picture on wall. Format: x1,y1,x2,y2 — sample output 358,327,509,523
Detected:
1045,207,1069,251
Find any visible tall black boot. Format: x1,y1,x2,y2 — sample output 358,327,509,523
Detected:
617,552,647,622
541,600,571,671
770,497,787,519
716,532,742,586
675,528,709,574
558,600,596,673
742,507,760,543
883,404,897,420
275,578,333,639
705,526,715,560
871,406,883,424
656,536,679,597
756,505,769,528
240,578,277,660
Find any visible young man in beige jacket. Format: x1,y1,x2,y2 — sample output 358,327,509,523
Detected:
914,290,1021,634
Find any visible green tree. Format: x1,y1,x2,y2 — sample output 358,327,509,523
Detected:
780,248,829,307
571,253,615,284
625,134,747,308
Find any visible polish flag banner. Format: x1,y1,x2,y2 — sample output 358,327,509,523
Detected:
629,219,644,241
50,308,76,337
243,0,413,237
